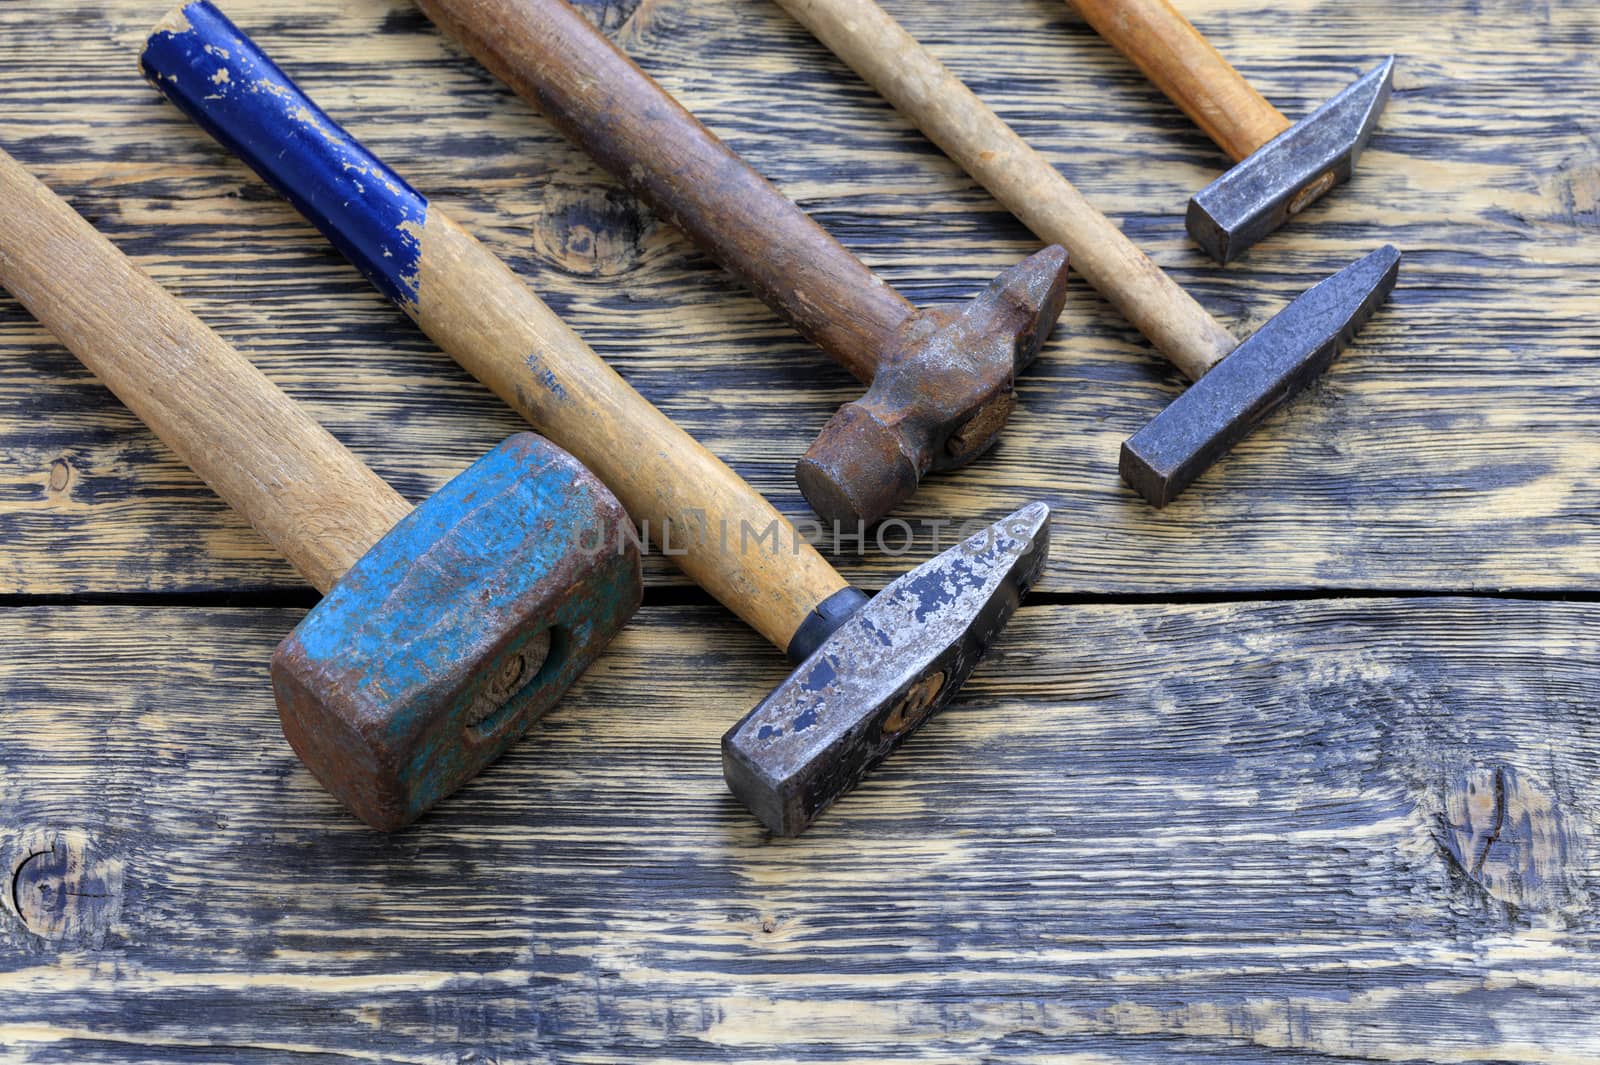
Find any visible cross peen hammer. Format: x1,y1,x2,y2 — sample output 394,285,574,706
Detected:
0,145,641,831
1069,0,1395,263
413,0,1072,529
142,0,1052,836
775,0,1401,507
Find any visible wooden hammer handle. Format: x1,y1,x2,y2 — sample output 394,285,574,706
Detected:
143,1,849,651
418,0,914,385
0,147,411,594
1070,0,1291,163
776,0,1239,381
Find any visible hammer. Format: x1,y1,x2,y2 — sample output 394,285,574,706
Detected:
414,0,1070,529
142,0,1052,836
1069,0,1396,262
0,145,641,831
775,0,1402,507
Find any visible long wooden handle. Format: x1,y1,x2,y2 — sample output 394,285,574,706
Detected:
143,2,849,651
1071,0,1291,163
776,0,1239,381
418,0,914,384
0,147,411,594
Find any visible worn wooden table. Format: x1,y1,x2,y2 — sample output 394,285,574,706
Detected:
2,0,1597,1060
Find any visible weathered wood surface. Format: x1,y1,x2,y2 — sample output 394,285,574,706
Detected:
3,601,1599,1062
4,0,1600,1060
0,0,1596,595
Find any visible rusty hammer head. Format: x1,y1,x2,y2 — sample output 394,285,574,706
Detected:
1189,59,1396,263
723,501,1049,834
1121,245,1401,507
272,433,642,830
795,247,1069,527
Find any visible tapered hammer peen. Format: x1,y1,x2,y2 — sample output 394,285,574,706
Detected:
414,0,1072,529
142,1,1052,836
775,0,1401,507
0,146,641,831
1068,0,1395,262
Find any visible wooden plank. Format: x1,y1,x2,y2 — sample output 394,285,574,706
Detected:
1,0,1597,596
1,599,1598,1061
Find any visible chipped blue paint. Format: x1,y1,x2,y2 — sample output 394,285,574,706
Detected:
271,434,641,830
140,1,427,309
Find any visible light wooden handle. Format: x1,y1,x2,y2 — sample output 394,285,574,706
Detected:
1071,0,1291,163
0,147,412,593
776,0,1239,380
413,213,850,649
142,2,849,650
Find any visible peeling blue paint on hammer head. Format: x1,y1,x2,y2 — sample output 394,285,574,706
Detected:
1188,58,1396,263
1120,245,1401,508
272,434,642,830
141,1,428,309
723,502,1050,835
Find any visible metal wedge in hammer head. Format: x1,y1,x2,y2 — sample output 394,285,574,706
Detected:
725,502,1050,836
1188,59,1396,264
0,146,641,832
144,1,1049,833
796,246,1068,526
412,0,1072,527
1121,244,1401,507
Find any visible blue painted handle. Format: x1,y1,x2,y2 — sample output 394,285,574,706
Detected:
141,1,427,309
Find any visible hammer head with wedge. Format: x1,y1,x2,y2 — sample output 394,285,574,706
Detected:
1119,243,1401,507
1187,60,1396,264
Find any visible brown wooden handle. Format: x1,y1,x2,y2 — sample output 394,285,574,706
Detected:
0,148,411,593
1070,0,1290,163
417,0,915,384
412,211,849,651
776,0,1239,380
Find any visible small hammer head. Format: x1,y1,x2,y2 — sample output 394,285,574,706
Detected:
271,433,642,830
723,502,1050,835
1189,58,1396,263
1121,245,1401,507
795,247,1069,526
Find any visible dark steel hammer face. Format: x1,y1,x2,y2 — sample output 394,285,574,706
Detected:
0,149,640,832
415,0,1072,527
727,503,1050,836
1121,245,1401,506
1070,0,1394,262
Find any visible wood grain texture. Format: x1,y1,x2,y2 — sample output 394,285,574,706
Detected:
0,0,1596,595
2,600,1598,1061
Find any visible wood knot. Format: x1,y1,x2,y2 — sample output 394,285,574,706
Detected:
45,456,72,495
1439,766,1585,922
7,829,124,946
531,181,654,278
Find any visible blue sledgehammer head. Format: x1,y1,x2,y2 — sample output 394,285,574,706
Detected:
271,433,642,830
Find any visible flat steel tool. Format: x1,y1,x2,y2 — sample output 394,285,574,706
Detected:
0,146,640,831
776,0,1401,507
415,0,1072,529
143,0,1051,835
1070,0,1395,262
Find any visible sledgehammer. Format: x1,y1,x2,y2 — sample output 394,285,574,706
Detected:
142,0,1052,836
775,0,1401,507
0,146,641,831
1068,0,1395,262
